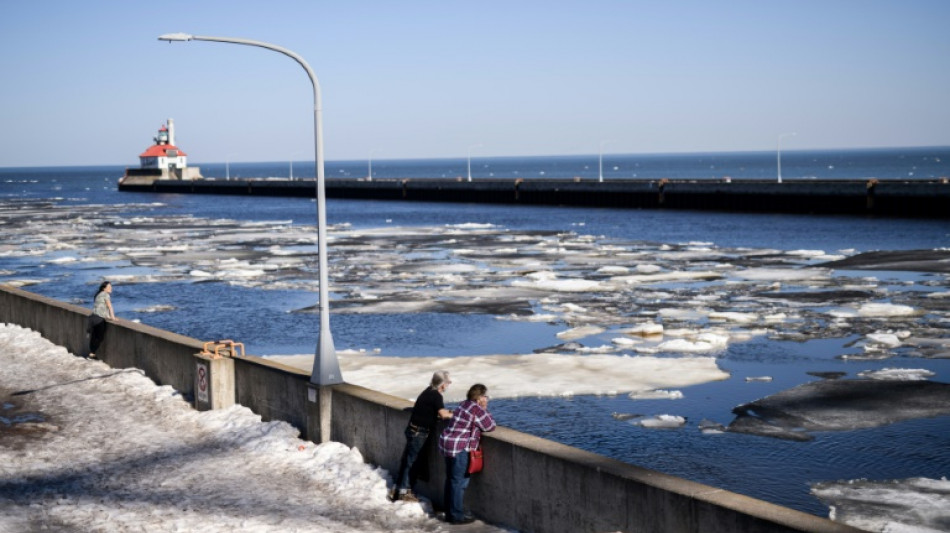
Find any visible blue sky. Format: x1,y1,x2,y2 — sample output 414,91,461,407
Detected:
1,1,948,167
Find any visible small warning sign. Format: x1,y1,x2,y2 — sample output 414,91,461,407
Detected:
196,362,209,404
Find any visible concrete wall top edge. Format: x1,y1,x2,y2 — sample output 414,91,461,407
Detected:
2,284,90,315
233,353,311,378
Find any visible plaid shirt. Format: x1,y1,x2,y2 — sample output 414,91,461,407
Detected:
438,399,496,457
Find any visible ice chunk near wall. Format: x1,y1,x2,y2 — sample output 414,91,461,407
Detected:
812,477,950,533
270,352,729,403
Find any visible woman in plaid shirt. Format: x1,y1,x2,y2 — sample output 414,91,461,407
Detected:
438,383,496,525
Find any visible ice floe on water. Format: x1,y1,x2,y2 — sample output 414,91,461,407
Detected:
270,352,729,403
2,201,948,369
632,414,687,428
627,389,684,400
856,367,936,381
728,378,950,441
812,477,950,533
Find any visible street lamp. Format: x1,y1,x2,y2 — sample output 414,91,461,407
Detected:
158,33,342,386
467,144,483,182
777,132,796,184
598,140,614,183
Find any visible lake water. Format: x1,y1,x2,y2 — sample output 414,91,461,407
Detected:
2,147,949,520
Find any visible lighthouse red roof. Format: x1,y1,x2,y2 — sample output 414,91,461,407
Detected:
139,144,187,158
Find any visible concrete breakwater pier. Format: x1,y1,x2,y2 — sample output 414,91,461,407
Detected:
118,177,950,218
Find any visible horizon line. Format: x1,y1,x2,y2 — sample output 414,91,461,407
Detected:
2,144,949,170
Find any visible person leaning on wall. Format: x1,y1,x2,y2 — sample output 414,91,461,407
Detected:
86,280,115,359
391,370,453,502
438,383,495,525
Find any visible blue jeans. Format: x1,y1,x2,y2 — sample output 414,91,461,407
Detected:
443,451,470,522
395,426,429,491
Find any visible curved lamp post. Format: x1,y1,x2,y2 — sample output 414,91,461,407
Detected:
777,132,796,184
158,33,342,386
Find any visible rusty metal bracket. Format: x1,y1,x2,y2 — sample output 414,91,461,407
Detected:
199,339,245,359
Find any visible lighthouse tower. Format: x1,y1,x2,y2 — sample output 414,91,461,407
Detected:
121,119,202,184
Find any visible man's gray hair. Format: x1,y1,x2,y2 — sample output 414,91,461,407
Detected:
430,370,451,389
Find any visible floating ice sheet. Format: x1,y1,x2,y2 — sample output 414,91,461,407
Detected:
269,352,729,402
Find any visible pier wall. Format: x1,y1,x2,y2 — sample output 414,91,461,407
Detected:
1,284,861,533
118,177,950,218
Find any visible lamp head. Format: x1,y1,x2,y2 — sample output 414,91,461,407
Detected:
158,33,194,42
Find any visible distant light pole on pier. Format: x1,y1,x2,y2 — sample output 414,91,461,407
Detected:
467,144,483,182
367,149,377,181
777,132,796,184
225,153,240,181
289,151,307,181
598,140,614,183
158,32,342,387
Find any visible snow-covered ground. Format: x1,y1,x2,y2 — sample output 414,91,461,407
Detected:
0,324,506,533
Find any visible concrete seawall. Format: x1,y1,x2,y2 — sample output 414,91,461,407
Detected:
1,284,863,533
118,177,950,218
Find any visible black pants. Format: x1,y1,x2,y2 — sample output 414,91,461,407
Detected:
87,315,106,354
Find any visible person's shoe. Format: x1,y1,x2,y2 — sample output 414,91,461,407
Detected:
389,488,400,502
400,490,419,502
448,516,475,525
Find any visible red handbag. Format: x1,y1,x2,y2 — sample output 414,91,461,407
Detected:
467,446,483,474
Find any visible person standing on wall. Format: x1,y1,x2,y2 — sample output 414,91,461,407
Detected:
438,383,495,525
391,370,454,502
87,281,115,359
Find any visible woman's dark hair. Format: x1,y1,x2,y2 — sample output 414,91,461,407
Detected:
466,383,488,401
95,281,111,297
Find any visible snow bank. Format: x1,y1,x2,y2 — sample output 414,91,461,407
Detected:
0,324,483,533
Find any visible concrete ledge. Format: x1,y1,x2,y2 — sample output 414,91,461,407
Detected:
1,284,863,533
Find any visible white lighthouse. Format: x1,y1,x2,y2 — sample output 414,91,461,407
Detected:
120,119,202,184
